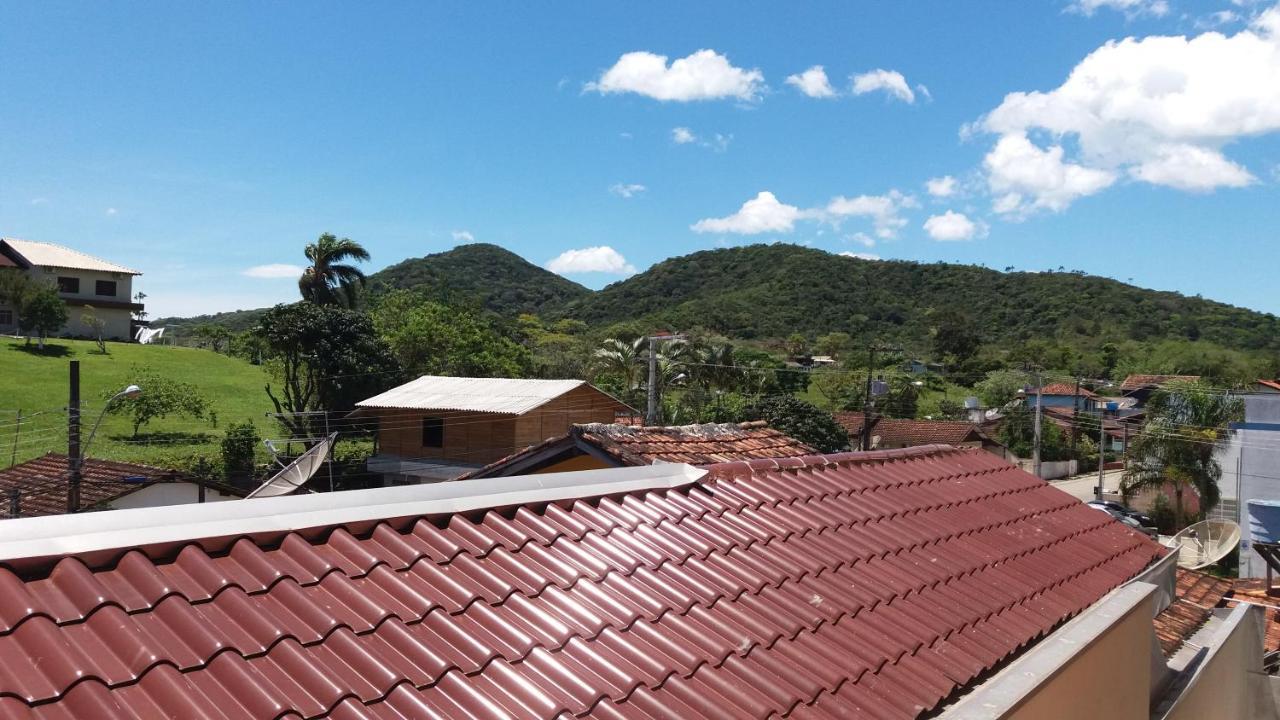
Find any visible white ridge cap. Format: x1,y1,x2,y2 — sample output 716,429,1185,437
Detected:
0,463,706,564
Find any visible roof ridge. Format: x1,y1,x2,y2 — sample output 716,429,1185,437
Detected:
1,237,140,275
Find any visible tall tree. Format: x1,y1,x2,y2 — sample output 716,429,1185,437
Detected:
255,303,401,442
1121,380,1243,529
298,233,371,308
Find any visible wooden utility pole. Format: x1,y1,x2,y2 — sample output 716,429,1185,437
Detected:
1032,370,1043,479
861,346,876,451
67,361,82,513
646,336,658,426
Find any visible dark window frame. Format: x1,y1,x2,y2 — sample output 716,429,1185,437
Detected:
95,279,117,297
421,417,444,448
56,276,79,294
0,309,12,325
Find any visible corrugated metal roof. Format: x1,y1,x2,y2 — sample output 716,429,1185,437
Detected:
0,238,140,275
356,375,588,414
0,446,1164,719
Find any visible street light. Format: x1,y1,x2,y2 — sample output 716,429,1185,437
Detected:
68,383,141,513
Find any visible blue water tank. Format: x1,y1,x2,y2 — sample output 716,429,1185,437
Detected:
1248,499,1280,544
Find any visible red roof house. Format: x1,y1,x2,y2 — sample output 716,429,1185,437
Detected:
834,413,1008,457
0,446,1163,718
463,421,816,479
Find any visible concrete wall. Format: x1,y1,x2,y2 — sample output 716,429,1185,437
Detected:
1162,604,1272,720
105,482,239,510
0,266,136,340
1017,458,1078,480
942,583,1157,720
1219,393,1280,577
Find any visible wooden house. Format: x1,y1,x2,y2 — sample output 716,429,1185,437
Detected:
354,376,635,483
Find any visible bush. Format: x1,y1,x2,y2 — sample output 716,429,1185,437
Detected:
221,422,260,480
748,396,849,453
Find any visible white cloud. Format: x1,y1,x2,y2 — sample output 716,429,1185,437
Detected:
671,126,732,151
823,190,919,238
546,246,637,275
29,198,48,206
242,263,305,279
786,65,836,98
105,207,118,216
586,49,764,102
976,10,1280,210
609,183,647,198
839,251,881,260
691,191,803,234
851,69,916,103
923,211,987,241
452,230,475,243
848,232,876,247
984,133,1117,215
925,175,958,197
1069,0,1169,17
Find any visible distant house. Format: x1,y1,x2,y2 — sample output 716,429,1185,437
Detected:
1029,382,1100,411
354,375,635,483
1251,379,1280,394
462,420,816,479
0,453,243,518
833,411,1010,457
903,359,944,375
0,238,143,340
1120,374,1201,405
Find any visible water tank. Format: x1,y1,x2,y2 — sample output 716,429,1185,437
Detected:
1247,499,1280,544
963,396,979,410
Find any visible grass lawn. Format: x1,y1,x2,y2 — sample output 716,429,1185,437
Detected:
2,336,277,467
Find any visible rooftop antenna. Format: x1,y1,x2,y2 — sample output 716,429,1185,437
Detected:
247,433,337,499
1169,519,1241,570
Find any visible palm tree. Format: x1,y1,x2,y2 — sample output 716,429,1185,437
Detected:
594,337,646,397
1121,380,1243,531
298,233,371,308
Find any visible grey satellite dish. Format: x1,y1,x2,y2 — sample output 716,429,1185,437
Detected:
1168,520,1241,569
246,433,337,499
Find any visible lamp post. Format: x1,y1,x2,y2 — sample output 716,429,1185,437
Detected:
67,375,141,513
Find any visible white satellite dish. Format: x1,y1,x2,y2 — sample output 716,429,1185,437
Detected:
246,432,337,499
1168,519,1241,569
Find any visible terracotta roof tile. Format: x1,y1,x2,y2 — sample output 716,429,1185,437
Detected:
1035,382,1098,398
0,446,1164,718
1119,374,1201,391
833,413,996,448
1152,569,1234,655
0,453,194,517
465,422,817,478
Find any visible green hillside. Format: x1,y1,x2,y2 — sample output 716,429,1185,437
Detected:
150,307,267,334
561,244,1280,351
366,243,590,315
1,337,276,467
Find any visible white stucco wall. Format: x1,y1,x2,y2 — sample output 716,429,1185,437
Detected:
105,483,239,510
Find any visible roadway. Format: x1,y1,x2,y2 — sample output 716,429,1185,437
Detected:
1049,469,1126,502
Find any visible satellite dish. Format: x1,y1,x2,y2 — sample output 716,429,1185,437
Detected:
1168,520,1241,569
246,433,337,499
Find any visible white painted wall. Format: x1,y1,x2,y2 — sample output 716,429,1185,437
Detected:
106,483,239,510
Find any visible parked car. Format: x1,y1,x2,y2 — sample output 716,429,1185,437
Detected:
1088,500,1156,529
1087,502,1159,539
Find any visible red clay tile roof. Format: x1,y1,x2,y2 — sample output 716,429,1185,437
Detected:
0,446,1164,719
0,453,192,517
1119,374,1201,391
834,412,995,448
1035,382,1098,398
1256,379,1280,392
464,421,816,479
1152,569,1234,655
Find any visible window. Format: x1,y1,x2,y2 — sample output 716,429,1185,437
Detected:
56,277,79,294
0,310,11,326
422,417,444,448
95,280,117,297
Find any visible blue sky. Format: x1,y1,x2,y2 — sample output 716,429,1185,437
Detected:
2,1,1278,318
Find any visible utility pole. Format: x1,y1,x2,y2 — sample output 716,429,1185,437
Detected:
8,409,19,468
646,336,659,426
644,333,684,426
67,360,81,513
1069,375,1081,456
1096,403,1108,502
1032,370,1043,479
861,345,876,451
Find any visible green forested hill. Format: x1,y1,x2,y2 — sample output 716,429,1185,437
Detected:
159,243,1280,360
366,243,590,315
560,244,1280,351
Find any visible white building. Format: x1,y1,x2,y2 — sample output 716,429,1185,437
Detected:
0,237,142,340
